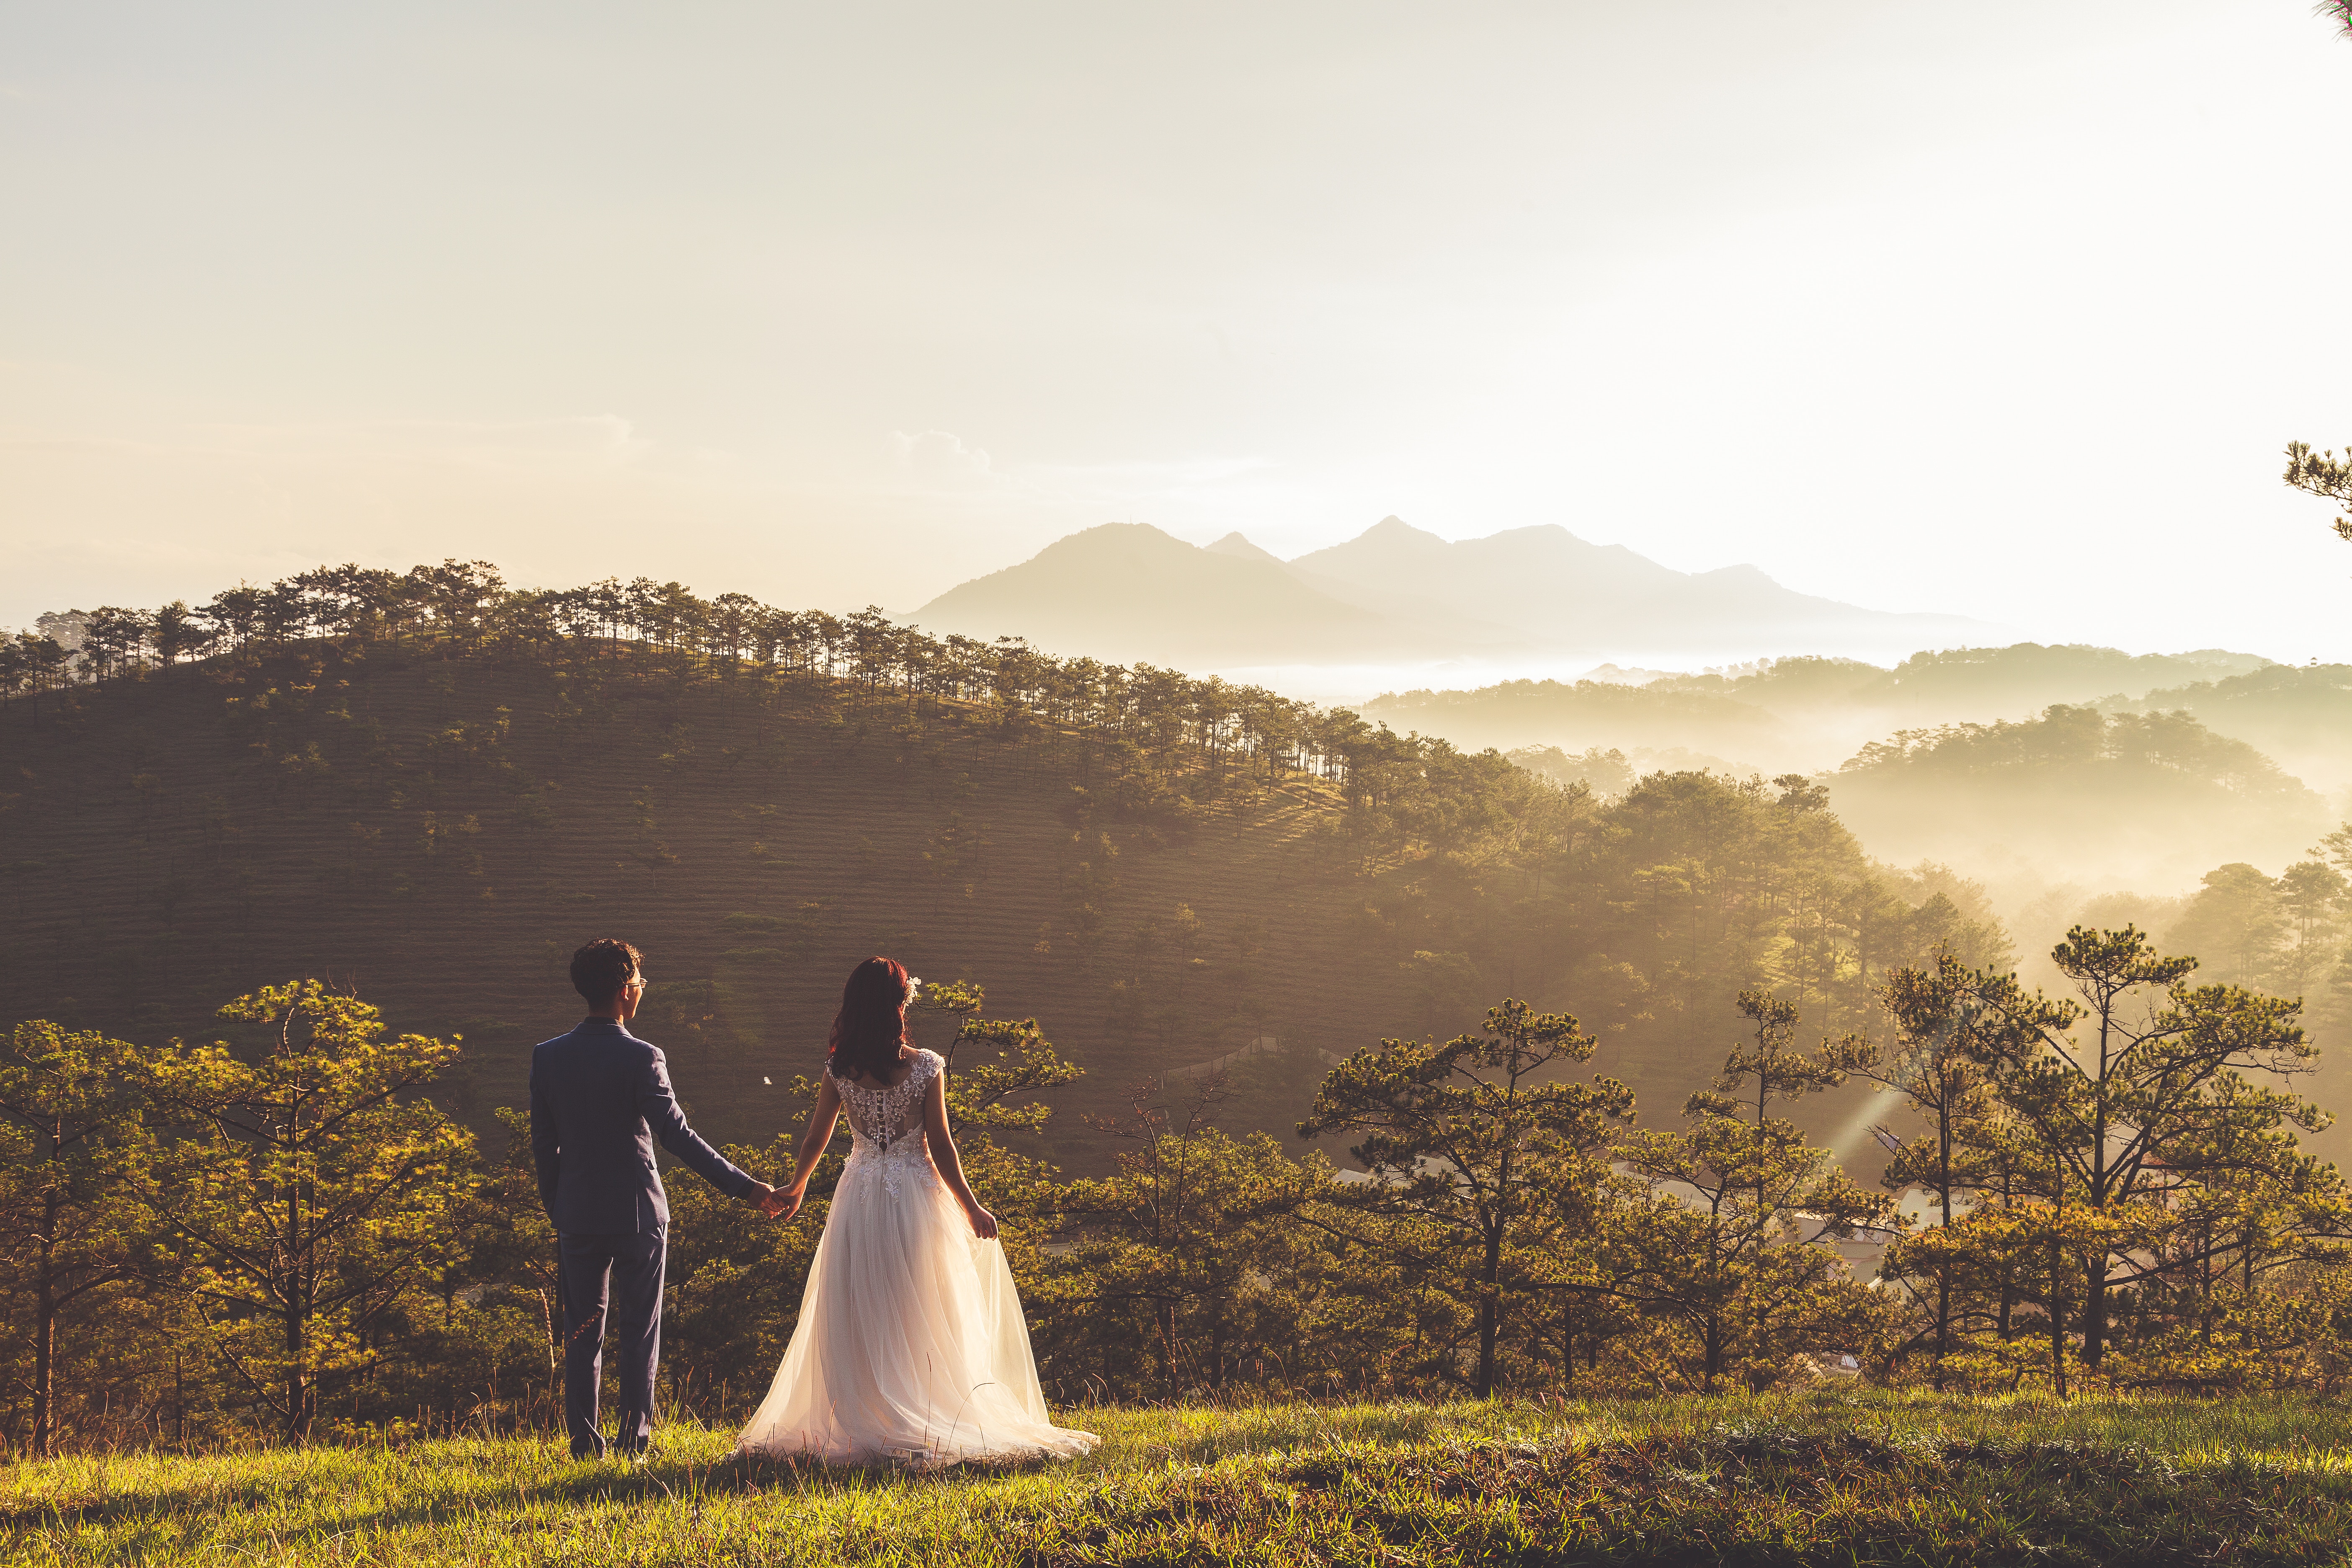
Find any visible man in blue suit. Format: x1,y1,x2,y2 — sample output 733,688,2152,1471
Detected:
531,938,781,1460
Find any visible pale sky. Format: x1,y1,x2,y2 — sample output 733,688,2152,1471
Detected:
5,2,2350,665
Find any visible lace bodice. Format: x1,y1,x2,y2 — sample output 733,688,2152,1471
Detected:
833,1049,942,1197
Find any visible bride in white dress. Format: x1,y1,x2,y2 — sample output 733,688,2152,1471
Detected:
736,957,1098,1465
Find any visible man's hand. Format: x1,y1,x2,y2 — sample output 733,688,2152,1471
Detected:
750,1180,796,1220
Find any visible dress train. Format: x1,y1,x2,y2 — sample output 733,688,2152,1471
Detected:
735,1050,1096,1464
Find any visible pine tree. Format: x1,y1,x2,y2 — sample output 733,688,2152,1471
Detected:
1970,926,2324,1377
1300,999,1634,1397
1861,956,2060,1386
140,980,474,1440
1056,1079,1324,1397
1612,993,1891,1391
0,1022,157,1457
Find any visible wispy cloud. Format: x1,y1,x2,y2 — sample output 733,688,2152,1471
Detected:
883,428,995,483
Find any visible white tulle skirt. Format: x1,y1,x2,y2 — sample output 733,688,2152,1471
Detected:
735,1143,1099,1465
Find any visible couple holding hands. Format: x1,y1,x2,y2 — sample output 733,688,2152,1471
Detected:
529,938,1096,1466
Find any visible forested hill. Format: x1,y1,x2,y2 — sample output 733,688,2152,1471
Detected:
1361,644,2275,770
1358,645,2321,902
5,562,2009,1168
1823,705,2330,895
2101,661,2352,791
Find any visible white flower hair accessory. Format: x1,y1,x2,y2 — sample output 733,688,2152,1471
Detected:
905,974,923,1005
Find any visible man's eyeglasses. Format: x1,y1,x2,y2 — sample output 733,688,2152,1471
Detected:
624,977,647,991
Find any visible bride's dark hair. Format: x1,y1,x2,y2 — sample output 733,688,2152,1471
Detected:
828,957,913,1083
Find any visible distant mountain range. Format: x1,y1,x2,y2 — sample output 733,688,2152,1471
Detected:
911,518,1991,669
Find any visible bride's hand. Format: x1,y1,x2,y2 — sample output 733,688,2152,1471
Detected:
965,1202,999,1240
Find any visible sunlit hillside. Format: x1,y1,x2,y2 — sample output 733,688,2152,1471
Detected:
1823,705,2331,897
1,645,1387,1164
0,571,2042,1168
1364,647,2340,906
1362,645,2277,782
2104,662,2352,795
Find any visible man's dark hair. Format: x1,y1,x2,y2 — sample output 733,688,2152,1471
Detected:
571,938,643,1009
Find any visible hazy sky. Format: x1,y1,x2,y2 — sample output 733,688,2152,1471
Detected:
6,2,2350,663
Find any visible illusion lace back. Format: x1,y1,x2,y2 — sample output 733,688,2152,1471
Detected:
735,1049,1098,1465
838,1048,934,1197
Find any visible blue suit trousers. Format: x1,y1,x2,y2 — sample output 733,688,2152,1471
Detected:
558,1228,665,1459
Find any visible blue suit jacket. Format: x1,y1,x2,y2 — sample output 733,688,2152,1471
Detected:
529,1018,756,1235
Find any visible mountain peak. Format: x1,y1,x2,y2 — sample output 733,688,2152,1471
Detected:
1051,521,1185,552
1204,531,1284,566
1285,516,1451,575
1359,515,1446,548
912,520,1392,665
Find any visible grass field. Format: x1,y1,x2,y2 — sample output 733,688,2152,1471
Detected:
10,1394,2352,1565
